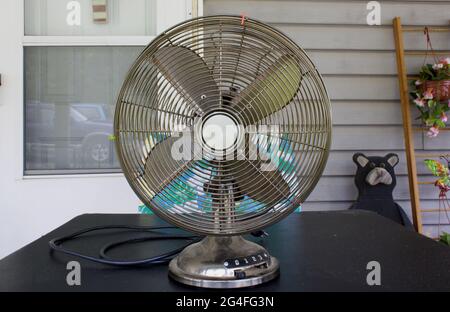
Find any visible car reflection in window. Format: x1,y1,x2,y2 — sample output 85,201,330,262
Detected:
25,101,116,171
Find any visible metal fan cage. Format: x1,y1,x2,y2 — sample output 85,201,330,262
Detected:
115,15,331,235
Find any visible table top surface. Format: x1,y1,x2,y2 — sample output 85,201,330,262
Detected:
1,210,449,292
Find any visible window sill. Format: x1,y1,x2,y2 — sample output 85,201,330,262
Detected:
20,172,124,180
22,35,155,46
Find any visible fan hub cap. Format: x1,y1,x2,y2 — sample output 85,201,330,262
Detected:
199,112,242,157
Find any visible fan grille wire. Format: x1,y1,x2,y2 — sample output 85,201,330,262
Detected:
115,16,331,235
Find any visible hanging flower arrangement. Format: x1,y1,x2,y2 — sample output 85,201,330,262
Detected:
424,157,450,245
410,57,450,138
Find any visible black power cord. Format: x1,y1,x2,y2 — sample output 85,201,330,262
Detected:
49,225,201,266
49,225,269,267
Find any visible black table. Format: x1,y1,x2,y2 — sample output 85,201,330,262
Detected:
1,210,449,292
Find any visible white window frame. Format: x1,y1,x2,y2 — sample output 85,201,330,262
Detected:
19,0,203,179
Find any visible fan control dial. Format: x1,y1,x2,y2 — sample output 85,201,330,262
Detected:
223,252,269,268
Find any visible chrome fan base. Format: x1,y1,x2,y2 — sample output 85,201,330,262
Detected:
169,236,279,289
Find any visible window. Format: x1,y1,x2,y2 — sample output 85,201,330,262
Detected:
25,0,157,36
23,0,193,175
24,46,143,173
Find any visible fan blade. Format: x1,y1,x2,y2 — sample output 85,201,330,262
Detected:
233,54,301,125
143,133,194,197
229,159,290,206
152,46,220,113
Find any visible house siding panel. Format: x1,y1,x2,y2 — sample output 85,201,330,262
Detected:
205,0,450,231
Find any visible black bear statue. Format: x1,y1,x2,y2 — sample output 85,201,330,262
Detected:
349,153,413,228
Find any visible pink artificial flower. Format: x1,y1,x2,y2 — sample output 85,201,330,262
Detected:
423,88,434,100
414,98,425,107
427,126,439,138
415,80,422,86
433,63,444,70
441,113,448,123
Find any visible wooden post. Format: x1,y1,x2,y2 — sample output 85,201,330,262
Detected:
393,17,423,233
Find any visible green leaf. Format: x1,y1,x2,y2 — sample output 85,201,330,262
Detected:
424,159,439,176
425,118,435,126
435,119,445,128
441,176,450,186
423,65,434,79
439,232,450,246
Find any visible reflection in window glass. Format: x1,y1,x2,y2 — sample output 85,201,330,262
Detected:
25,0,157,36
24,46,144,174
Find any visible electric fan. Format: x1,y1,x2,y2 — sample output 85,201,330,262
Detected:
114,15,331,288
